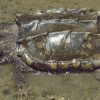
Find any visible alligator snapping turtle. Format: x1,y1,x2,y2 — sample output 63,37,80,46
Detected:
0,8,100,96
16,8,100,72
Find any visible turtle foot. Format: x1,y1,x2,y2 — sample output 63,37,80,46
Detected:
14,86,32,100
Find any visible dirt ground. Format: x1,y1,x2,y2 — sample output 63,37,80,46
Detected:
0,0,100,22
0,0,100,100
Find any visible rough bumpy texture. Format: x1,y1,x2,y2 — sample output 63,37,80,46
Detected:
16,8,100,72
0,8,100,89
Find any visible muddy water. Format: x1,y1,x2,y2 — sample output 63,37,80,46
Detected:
0,0,100,100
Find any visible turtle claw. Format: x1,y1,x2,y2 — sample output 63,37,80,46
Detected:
15,86,32,100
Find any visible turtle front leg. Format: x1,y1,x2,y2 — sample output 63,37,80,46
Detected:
11,56,32,100
12,56,34,86
12,56,25,87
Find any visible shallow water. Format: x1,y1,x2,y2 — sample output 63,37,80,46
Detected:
0,0,100,100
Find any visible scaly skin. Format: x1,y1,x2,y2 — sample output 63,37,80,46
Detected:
0,23,32,88
0,23,34,99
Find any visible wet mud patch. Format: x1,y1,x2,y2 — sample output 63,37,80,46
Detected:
0,0,100,100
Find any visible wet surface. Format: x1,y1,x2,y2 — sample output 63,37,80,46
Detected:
0,0,100,100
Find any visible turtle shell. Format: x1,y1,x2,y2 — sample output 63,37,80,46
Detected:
16,8,100,62
16,8,98,38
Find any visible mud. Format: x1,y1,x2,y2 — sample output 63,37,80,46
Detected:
0,0,100,100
